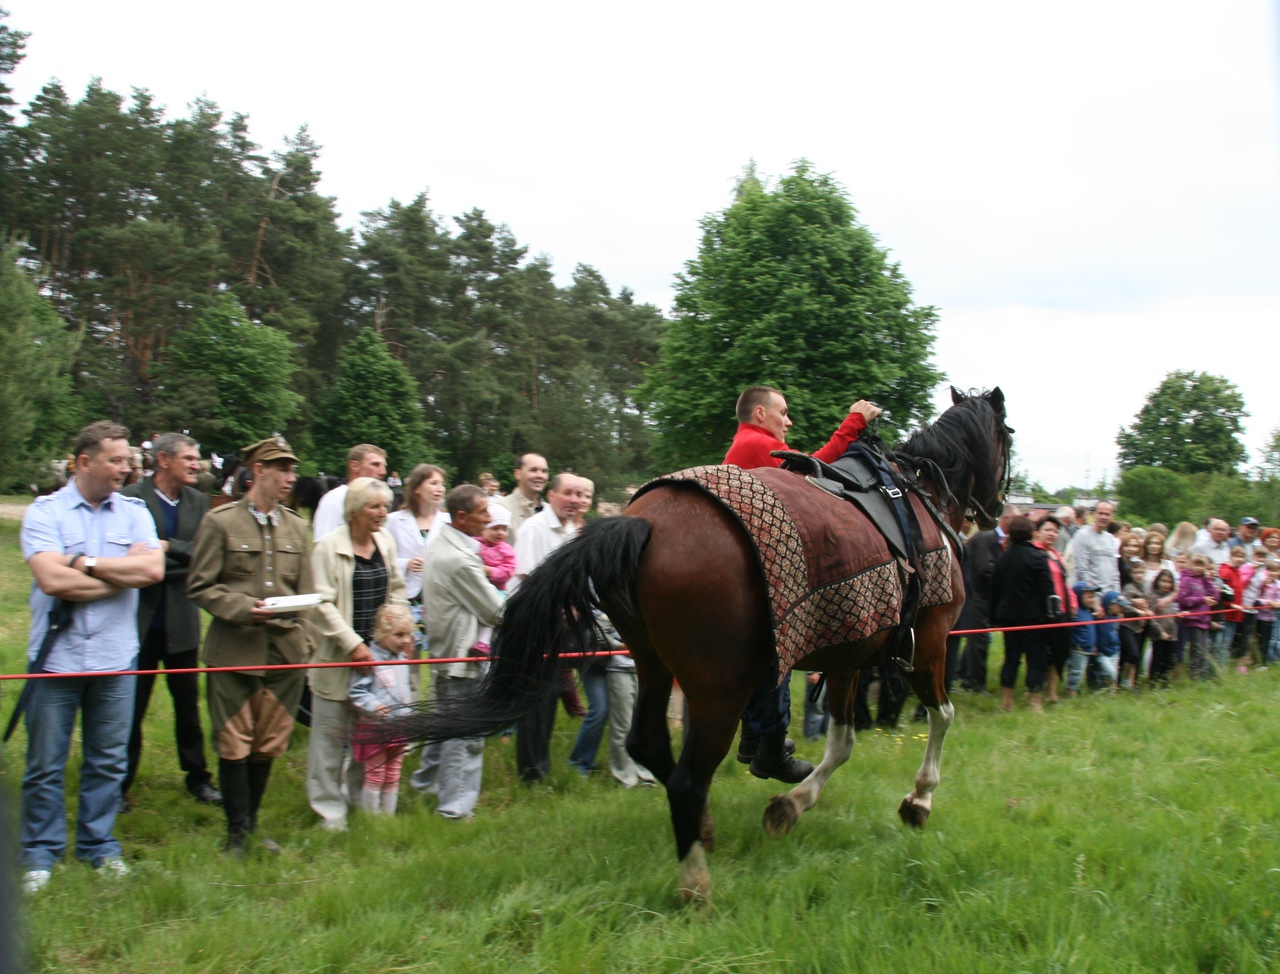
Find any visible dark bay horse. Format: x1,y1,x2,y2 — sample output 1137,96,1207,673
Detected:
378,387,1011,901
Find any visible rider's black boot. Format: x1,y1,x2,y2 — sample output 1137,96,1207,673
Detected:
748,730,813,783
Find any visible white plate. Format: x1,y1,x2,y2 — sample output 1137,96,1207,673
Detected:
262,594,323,612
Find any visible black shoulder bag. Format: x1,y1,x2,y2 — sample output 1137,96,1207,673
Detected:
3,599,74,743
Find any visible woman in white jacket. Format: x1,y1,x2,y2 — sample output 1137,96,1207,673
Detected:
383,464,449,611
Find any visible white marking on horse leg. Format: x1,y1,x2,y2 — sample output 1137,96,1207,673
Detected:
903,701,954,815
677,841,711,903
786,721,856,813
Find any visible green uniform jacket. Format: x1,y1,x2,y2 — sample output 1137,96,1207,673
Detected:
187,497,316,668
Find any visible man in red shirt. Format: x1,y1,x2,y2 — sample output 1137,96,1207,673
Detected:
724,385,881,471
724,386,881,782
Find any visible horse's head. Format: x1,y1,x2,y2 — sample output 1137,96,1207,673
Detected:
949,386,1013,529
894,386,1013,532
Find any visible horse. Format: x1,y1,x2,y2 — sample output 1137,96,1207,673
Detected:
373,387,1011,902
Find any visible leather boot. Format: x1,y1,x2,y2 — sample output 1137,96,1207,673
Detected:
749,730,813,783
737,721,796,764
219,758,251,857
246,758,280,854
735,720,759,764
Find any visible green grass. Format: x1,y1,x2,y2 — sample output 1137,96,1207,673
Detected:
5,517,1280,972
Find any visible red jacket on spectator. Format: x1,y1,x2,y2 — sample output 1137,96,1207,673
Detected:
1218,561,1252,624
723,412,868,469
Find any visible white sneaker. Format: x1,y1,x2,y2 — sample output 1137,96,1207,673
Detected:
95,856,130,878
22,869,51,894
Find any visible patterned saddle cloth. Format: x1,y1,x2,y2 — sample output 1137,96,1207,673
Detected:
631,465,955,682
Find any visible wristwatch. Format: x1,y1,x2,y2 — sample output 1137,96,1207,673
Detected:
82,556,98,577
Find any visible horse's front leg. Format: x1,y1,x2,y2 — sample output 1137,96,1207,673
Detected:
898,654,954,828
763,672,858,837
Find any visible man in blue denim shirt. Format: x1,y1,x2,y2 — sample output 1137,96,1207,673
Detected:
19,421,163,894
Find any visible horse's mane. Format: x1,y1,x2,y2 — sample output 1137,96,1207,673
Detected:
890,389,1010,515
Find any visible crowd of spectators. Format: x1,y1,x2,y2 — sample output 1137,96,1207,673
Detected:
14,428,652,896
953,501,1280,712
17,419,1280,897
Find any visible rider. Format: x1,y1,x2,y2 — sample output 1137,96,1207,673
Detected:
724,386,882,783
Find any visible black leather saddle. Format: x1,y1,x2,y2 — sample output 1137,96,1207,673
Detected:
771,446,914,562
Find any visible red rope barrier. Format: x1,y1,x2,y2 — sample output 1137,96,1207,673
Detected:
0,609,1244,682
0,649,632,682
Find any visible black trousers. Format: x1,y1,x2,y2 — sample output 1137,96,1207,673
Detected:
743,669,793,738
999,629,1050,692
958,631,992,689
124,628,212,795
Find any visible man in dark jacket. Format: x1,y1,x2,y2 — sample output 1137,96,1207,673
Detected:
121,433,220,808
957,503,1019,692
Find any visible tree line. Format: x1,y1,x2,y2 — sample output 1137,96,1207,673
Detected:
0,10,952,496
0,12,664,491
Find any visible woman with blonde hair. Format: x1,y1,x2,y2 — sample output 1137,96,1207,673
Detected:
1167,521,1199,557
309,477,408,830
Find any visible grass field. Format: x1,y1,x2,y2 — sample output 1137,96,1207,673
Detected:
4,517,1280,972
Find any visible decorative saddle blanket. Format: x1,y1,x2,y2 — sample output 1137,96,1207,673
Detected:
631,465,955,683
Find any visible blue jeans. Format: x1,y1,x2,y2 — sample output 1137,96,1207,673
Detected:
567,666,610,773
803,680,829,740
21,673,135,869
1214,621,1236,666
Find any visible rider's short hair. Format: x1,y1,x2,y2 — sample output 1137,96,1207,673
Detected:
735,386,783,424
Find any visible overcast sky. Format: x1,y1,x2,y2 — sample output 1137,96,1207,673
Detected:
10,1,1280,492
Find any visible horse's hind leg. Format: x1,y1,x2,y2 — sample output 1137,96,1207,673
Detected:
764,672,859,837
897,629,954,828
667,702,738,903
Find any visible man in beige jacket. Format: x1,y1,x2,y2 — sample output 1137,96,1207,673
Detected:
413,484,505,819
188,436,314,856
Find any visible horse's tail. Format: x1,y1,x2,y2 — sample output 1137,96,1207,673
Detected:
360,515,653,745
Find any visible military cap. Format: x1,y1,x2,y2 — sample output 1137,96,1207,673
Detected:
242,434,299,467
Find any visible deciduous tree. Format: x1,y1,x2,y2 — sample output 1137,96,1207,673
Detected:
649,161,943,468
1116,371,1248,475
157,295,302,453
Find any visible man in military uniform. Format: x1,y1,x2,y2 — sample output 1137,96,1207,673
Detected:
188,436,315,855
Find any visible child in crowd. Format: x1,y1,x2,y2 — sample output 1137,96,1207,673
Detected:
1094,592,1125,689
1146,568,1180,685
1255,560,1280,665
349,604,416,816
472,501,517,660
1217,546,1252,670
1178,553,1220,680
479,502,517,591
1119,565,1153,688
1065,582,1102,696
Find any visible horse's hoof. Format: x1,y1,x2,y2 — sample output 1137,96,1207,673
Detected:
678,881,711,905
763,795,800,837
678,843,711,904
897,796,930,829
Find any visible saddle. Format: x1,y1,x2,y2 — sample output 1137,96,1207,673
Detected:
772,444,916,562
773,441,928,672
